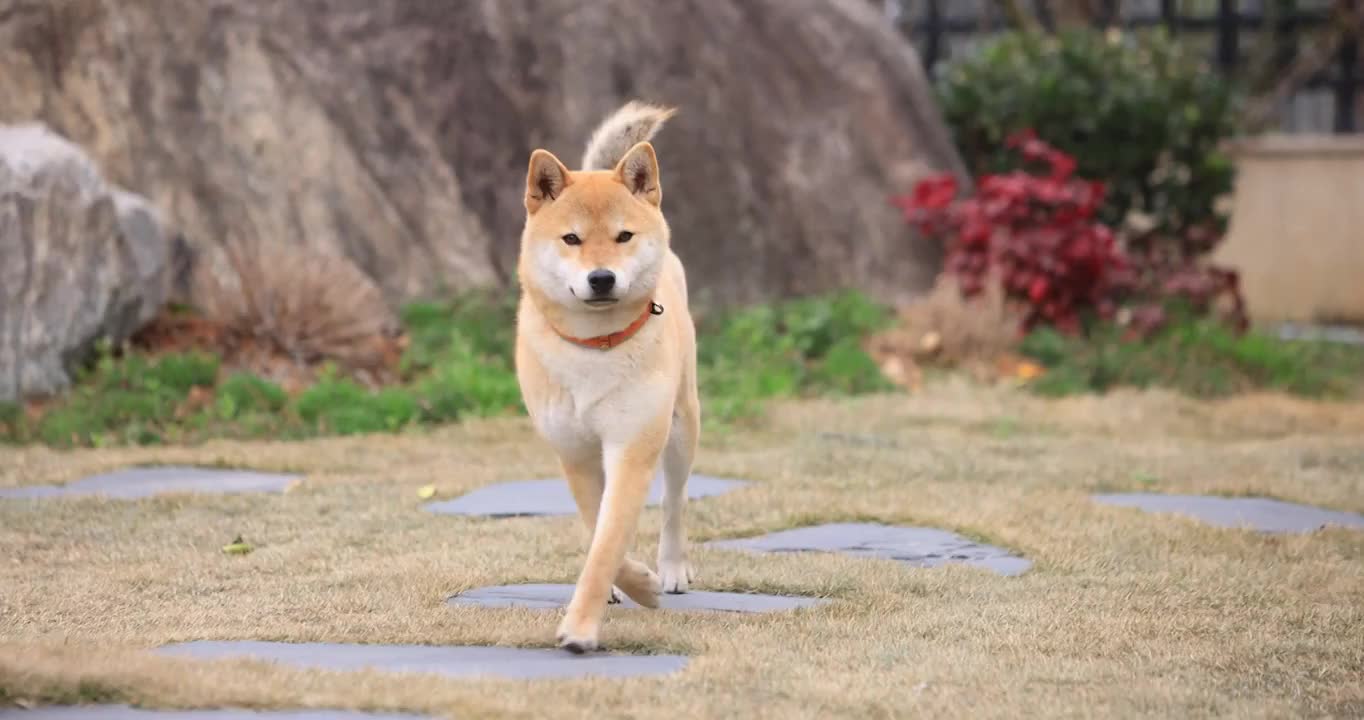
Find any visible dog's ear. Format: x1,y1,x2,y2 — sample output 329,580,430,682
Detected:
613,142,662,207
525,149,572,214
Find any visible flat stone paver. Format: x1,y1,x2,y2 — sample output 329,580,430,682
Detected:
1275,322,1364,346
1094,493,1364,533
155,640,687,680
705,522,1032,576
423,474,748,517
447,583,826,613
0,707,424,719
0,466,298,500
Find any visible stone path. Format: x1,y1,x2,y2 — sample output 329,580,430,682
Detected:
0,707,425,719
1275,322,1364,346
155,640,688,680
1094,493,1364,533
705,522,1033,576
448,583,826,613
422,474,748,517
0,466,298,500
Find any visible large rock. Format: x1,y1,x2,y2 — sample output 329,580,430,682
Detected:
0,0,964,307
0,124,172,402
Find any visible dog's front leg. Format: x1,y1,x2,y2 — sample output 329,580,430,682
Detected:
557,429,666,653
560,452,649,605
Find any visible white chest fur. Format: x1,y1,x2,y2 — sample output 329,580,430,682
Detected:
524,324,671,452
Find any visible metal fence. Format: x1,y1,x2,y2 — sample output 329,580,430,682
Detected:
882,0,1362,133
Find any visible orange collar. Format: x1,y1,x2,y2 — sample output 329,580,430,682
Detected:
553,301,662,350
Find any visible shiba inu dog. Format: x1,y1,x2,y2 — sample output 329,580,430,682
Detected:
514,101,699,653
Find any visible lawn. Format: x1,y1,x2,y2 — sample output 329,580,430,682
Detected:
2,382,1363,718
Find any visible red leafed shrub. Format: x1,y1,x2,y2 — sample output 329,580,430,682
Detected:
1123,244,1247,337
897,131,1246,337
896,131,1131,333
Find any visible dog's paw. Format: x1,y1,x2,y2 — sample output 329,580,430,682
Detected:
556,633,599,655
615,560,661,609
608,586,624,605
556,614,600,654
658,558,694,594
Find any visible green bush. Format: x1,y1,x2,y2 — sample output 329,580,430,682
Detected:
416,342,522,422
19,351,220,447
0,402,20,428
812,336,893,395
295,370,419,435
146,352,221,394
216,373,288,419
697,290,893,423
935,29,1238,238
401,291,524,422
400,291,518,376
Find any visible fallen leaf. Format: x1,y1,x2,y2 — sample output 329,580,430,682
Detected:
918,331,942,355
222,535,254,555
417,485,437,500
1015,361,1045,381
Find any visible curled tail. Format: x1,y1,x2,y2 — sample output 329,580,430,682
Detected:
580,101,677,171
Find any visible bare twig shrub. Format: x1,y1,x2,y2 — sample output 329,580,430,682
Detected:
190,239,403,388
867,271,1029,388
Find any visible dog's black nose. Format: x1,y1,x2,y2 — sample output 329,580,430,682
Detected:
587,269,616,294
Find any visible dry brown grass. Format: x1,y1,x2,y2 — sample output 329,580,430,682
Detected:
2,384,1364,719
868,273,1029,389
189,240,403,388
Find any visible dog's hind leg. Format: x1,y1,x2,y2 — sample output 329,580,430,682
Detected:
658,387,699,594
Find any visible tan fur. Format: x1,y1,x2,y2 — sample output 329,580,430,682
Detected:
515,101,698,652
579,101,677,171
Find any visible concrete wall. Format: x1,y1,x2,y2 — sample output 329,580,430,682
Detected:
1216,134,1364,325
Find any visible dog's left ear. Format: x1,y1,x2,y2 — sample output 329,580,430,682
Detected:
526,149,572,214
614,142,662,207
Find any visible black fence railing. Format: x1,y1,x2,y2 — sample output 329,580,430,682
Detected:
884,0,1363,134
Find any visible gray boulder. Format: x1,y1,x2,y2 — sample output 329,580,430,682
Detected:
0,124,172,402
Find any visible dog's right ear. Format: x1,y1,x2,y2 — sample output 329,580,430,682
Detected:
525,149,572,214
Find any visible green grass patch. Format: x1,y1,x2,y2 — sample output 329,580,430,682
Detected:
697,290,894,425
215,372,288,419
13,349,220,448
295,370,420,436
399,291,518,376
1021,317,1364,399
15,287,1355,449
2,290,893,447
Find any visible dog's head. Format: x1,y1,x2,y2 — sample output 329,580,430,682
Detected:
518,142,670,312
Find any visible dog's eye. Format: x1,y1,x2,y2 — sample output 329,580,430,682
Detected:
561,233,581,246
616,231,634,244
